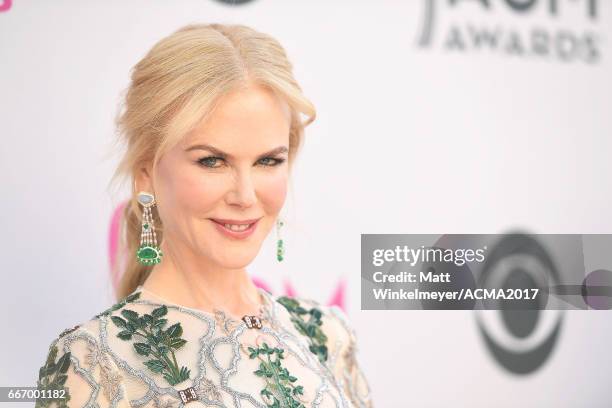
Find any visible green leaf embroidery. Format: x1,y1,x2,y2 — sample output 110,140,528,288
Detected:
134,343,152,356
166,322,182,337
249,342,306,408
35,344,72,408
144,359,165,373
110,306,190,386
277,296,329,364
94,291,142,319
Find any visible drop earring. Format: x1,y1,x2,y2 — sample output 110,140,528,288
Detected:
276,217,284,262
136,191,163,265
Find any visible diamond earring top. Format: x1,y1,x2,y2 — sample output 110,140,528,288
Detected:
137,191,155,208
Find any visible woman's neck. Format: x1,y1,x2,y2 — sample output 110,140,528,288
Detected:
141,240,263,319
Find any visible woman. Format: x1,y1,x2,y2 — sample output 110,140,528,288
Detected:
35,23,373,408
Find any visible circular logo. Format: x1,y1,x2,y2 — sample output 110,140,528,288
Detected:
475,233,564,375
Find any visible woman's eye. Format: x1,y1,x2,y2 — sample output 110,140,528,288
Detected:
258,157,286,167
198,156,224,168
198,156,285,168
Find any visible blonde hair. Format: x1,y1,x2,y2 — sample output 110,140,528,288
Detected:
107,23,316,300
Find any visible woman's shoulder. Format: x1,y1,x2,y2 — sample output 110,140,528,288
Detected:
273,291,356,332
271,292,358,363
37,292,143,362
271,293,373,407
36,299,137,408
45,289,144,343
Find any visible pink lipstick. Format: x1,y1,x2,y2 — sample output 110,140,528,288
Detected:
209,218,261,239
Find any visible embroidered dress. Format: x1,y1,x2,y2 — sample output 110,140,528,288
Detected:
35,285,374,408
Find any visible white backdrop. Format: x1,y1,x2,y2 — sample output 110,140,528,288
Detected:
1,0,611,406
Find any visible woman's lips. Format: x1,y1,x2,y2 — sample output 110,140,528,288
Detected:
209,218,261,239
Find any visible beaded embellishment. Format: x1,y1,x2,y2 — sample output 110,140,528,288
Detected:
136,192,163,265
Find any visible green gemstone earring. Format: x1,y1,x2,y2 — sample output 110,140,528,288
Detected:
136,191,163,266
276,217,284,262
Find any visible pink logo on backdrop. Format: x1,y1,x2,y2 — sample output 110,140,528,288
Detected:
0,0,12,13
108,201,348,312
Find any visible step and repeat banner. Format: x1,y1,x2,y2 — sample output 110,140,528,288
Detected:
1,1,611,407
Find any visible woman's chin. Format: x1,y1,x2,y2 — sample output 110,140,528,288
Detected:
205,247,260,268
217,257,256,270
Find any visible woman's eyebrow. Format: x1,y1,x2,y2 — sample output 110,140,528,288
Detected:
185,143,288,158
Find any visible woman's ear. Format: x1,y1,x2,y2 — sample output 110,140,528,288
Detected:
135,163,154,194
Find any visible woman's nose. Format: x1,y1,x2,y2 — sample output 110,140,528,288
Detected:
226,170,257,208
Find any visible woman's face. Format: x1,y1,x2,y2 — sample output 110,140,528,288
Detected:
139,83,291,268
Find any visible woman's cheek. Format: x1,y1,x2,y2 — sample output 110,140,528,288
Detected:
260,171,288,210
177,169,224,214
